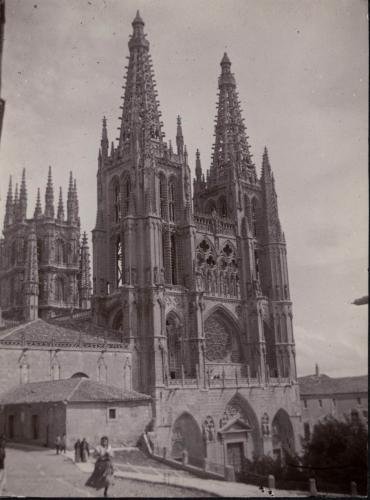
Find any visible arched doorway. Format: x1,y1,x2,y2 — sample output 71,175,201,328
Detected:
219,393,263,463
271,409,295,464
171,412,205,467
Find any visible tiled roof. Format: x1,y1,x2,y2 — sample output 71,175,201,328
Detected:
70,379,151,403
0,318,125,347
298,374,368,396
0,378,151,405
0,378,81,404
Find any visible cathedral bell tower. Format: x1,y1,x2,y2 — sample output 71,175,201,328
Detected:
92,11,195,394
192,53,297,383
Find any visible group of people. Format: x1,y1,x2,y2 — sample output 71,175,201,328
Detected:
55,434,66,454
57,433,113,497
74,438,90,463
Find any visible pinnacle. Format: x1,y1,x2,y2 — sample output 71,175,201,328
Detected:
132,10,144,25
221,52,231,66
34,187,42,218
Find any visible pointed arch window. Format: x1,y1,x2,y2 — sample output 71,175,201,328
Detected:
252,199,258,237
37,239,43,264
124,177,131,216
169,181,175,222
55,277,65,302
166,316,182,379
56,239,66,264
114,182,121,222
116,235,124,287
170,233,177,285
219,196,227,217
254,250,260,280
159,175,166,219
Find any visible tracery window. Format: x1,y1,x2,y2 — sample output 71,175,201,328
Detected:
170,233,177,284
252,198,258,237
166,316,182,379
204,313,242,363
159,174,166,219
254,250,260,280
124,177,131,216
55,277,65,302
56,239,66,264
37,239,43,264
169,181,175,222
219,196,227,217
113,182,121,222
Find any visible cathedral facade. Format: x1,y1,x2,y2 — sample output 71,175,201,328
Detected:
91,12,302,471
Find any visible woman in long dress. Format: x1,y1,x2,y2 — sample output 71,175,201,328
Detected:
85,436,114,497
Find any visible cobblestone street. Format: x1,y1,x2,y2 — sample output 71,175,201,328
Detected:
1,445,211,497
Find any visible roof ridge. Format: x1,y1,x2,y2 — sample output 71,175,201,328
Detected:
66,377,84,402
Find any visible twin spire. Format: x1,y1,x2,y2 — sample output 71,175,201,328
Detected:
118,10,163,150
3,167,80,228
209,52,254,183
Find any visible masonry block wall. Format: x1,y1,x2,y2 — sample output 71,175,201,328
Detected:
66,401,152,448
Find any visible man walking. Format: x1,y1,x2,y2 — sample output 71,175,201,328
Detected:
55,435,61,455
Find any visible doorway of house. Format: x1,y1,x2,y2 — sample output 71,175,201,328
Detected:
31,414,39,440
8,415,14,439
227,442,244,480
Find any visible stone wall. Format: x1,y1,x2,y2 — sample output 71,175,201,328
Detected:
0,402,66,447
66,401,152,448
0,347,131,395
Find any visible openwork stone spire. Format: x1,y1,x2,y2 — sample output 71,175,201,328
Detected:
19,168,27,220
73,179,80,224
34,187,42,218
57,187,65,221
44,166,55,219
210,53,254,183
261,147,282,242
118,11,163,150
13,183,19,221
4,176,13,227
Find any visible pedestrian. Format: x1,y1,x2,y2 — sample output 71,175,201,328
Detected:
55,435,61,455
74,438,81,463
60,433,66,454
0,436,5,474
80,437,90,463
85,436,114,497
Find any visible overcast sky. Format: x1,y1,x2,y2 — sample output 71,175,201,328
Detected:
0,0,367,377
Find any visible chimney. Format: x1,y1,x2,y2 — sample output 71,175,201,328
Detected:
315,363,319,377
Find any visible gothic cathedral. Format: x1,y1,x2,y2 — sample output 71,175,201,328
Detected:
0,168,91,319
91,12,302,467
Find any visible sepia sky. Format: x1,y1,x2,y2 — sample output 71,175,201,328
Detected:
0,0,367,377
